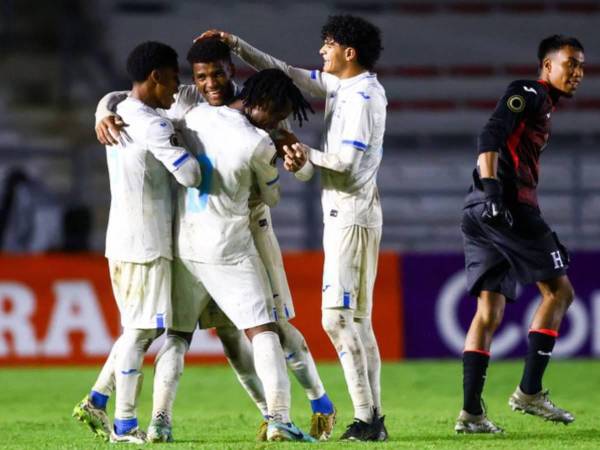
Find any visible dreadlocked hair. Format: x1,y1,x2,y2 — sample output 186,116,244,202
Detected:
239,68,314,127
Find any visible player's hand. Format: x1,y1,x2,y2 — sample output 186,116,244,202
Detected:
270,129,299,158
283,143,308,173
480,178,513,228
194,29,234,46
96,115,127,146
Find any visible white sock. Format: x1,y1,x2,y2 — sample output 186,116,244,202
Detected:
251,330,290,423
217,326,268,416
114,329,156,420
322,308,373,422
279,322,325,400
355,318,382,415
152,334,189,421
91,334,122,396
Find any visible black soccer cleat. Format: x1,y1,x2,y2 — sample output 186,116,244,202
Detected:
340,417,382,441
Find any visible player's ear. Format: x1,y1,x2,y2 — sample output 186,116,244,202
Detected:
344,46,357,63
542,56,553,74
149,68,162,84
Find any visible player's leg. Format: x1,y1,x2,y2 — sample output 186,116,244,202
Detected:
251,218,335,439
509,274,575,423
277,321,336,440
198,256,314,442
216,325,268,417
72,336,120,440
456,205,511,434
149,330,192,442
148,257,209,442
321,224,378,441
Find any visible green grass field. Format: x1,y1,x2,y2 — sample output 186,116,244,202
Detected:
1,360,599,449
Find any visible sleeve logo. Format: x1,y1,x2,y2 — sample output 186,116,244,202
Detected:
507,95,525,113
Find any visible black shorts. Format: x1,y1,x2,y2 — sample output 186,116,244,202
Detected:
462,203,568,301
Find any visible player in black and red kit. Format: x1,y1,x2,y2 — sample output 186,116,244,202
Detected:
455,35,585,433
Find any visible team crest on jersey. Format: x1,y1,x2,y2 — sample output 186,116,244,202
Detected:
169,134,180,147
507,95,526,113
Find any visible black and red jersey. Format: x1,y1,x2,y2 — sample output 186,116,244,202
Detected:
466,79,561,210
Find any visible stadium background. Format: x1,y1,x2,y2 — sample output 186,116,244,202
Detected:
0,1,599,447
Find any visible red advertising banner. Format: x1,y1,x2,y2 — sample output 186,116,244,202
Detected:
0,252,403,365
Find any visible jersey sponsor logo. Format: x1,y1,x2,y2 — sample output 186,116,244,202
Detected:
258,218,268,228
507,95,526,113
329,209,338,217
523,86,538,95
159,122,167,127
551,250,565,269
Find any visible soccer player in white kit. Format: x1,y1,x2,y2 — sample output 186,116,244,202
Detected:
94,38,336,442
201,15,388,441
159,69,316,442
72,41,201,444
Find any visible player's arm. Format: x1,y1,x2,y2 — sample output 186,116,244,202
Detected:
197,30,336,98
146,117,202,188
269,127,315,181
251,137,281,207
306,94,375,173
476,81,539,226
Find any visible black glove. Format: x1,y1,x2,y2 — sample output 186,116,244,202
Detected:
480,178,513,228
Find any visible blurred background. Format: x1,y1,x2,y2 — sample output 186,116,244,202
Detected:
0,0,599,364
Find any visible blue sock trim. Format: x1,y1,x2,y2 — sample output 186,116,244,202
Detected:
90,390,109,409
114,417,138,435
310,393,334,414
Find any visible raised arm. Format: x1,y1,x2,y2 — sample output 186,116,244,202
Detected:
197,30,336,99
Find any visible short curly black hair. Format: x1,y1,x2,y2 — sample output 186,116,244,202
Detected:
538,34,584,66
321,15,383,71
186,37,232,66
126,41,178,82
240,69,314,127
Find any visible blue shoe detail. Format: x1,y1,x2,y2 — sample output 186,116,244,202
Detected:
267,421,316,442
310,393,334,414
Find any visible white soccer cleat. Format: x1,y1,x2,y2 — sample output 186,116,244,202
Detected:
455,409,503,434
509,386,574,424
72,395,111,442
110,427,147,444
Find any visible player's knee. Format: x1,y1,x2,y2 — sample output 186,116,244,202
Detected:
216,326,245,359
477,306,504,331
322,309,349,339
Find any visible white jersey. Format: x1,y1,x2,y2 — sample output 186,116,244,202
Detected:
105,97,199,263
231,36,387,228
175,103,280,264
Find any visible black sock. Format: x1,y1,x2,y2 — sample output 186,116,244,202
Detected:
463,351,490,415
519,330,556,395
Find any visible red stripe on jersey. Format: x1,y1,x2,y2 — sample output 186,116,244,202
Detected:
529,328,559,338
506,120,526,170
464,349,491,357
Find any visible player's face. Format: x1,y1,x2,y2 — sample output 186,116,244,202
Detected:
319,37,348,76
193,60,235,106
155,67,180,109
247,101,293,131
546,46,584,97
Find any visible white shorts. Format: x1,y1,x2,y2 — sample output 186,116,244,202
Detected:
321,224,381,319
199,219,294,329
173,256,275,332
109,257,171,329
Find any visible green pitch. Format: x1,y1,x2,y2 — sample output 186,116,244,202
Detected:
1,360,599,449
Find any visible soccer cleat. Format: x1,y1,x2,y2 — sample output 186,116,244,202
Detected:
454,409,503,434
374,414,388,441
256,420,268,442
509,386,574,424
339,418,381,441
266,421,316,442
110,427,147,444
72,395,111,442
309,408,336,441
147,411,174,443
